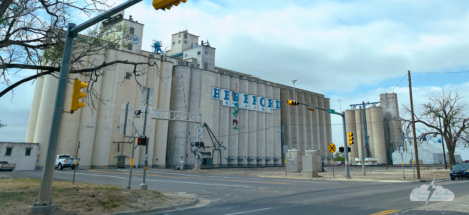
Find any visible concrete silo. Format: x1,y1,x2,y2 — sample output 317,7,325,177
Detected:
238,79,249,166
345,110,358,163
354,109,365,160
273,87,282,165
248,81,258,166
310,95,320,151
265,85,274,166
371,107,387,164
297,92,306,150
228,77,239,166
186,68,203,166
257,83,266,165
304,94,313,150
25,77,44,143
218,75,230,166
365,108,374,158
167,66,191,168
290,90,299,149
317,97,326,161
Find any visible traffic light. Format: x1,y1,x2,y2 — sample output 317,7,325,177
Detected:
137,136,148,146
152,0,187,10
348,132,354,145
339,146,344,153
70,78,88,113
287,100,299,106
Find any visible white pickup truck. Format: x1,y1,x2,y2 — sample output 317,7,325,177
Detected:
55,154,79,170
0,161,15,171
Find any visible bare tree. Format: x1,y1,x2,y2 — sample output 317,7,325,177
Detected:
0,0,158,101
402,90,469,167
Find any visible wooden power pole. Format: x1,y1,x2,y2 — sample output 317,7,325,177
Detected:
408,70,421,179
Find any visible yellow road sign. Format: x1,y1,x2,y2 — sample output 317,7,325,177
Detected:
328,143,336,153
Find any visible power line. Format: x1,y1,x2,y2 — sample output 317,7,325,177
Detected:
390,74,407,92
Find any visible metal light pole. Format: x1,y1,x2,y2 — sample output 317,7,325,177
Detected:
30,1,144,213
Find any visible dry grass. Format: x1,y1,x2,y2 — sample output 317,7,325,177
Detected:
0,178,191,215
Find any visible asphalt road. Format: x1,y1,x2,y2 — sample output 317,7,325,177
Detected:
6,168,469,215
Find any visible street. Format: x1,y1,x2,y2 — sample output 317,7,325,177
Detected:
7,169,469,215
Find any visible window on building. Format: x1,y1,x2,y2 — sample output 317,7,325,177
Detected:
205,51,208,54
204,63,208,70
127,44,132,51
197,64,200,68
173,42,175,45
5,147,12,156
178,40,181,44
184,40,187,44
130,27,134,34
197,51,201,55
25,148,31,156
184,34,187,39
185,54,188,57
179,34,181,37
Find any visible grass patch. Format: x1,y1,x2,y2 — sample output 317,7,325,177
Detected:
98,197,120,209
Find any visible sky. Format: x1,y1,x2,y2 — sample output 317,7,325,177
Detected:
2,0,469,155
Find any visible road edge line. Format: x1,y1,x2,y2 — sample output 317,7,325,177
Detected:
107,198,200,215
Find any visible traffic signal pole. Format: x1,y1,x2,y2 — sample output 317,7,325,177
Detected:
141,87,150,190
30,1,143,213
289,100,351,178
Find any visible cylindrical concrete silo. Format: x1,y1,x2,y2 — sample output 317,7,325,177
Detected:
310,95,320,151
33,75,59,167
371,107,387,164
297,92,306,150
289,90,299,149
257,83,266,166
345,110,358,164
25,77,45,143
186,68,203,166
228,77,239,166
265,85,274,166
273,87,282,165
324,98,333,163
354,109,365,160
248,81,258,166
365,108,374,158
304,94,313,150
280,89,291,150
218,75,230,166
317,97,326,161
238,79,249,166
167,66,191,168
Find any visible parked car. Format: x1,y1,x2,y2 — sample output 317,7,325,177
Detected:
55,154,79,170
0,161,16,171
450,163,469,180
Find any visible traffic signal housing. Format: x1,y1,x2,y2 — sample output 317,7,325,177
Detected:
137,136,148,146
153,0,187,10
339,146,344,153
348,147,351,153
287,100,299,106
348,132,354,145
70,78,88,113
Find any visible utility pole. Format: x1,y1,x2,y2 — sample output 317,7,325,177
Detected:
31,1,144,213
408,70,421,179
439,117,447,169
141,87,150,190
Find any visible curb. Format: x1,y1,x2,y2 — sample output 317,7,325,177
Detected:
108,198,199,215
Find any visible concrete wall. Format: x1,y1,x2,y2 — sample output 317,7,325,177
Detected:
0,142,39,171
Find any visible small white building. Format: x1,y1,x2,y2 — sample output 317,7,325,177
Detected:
0,142,39,170
392,145,462,165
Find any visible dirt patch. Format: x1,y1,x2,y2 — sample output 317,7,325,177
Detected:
194,168,451,181
0,178,193,215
